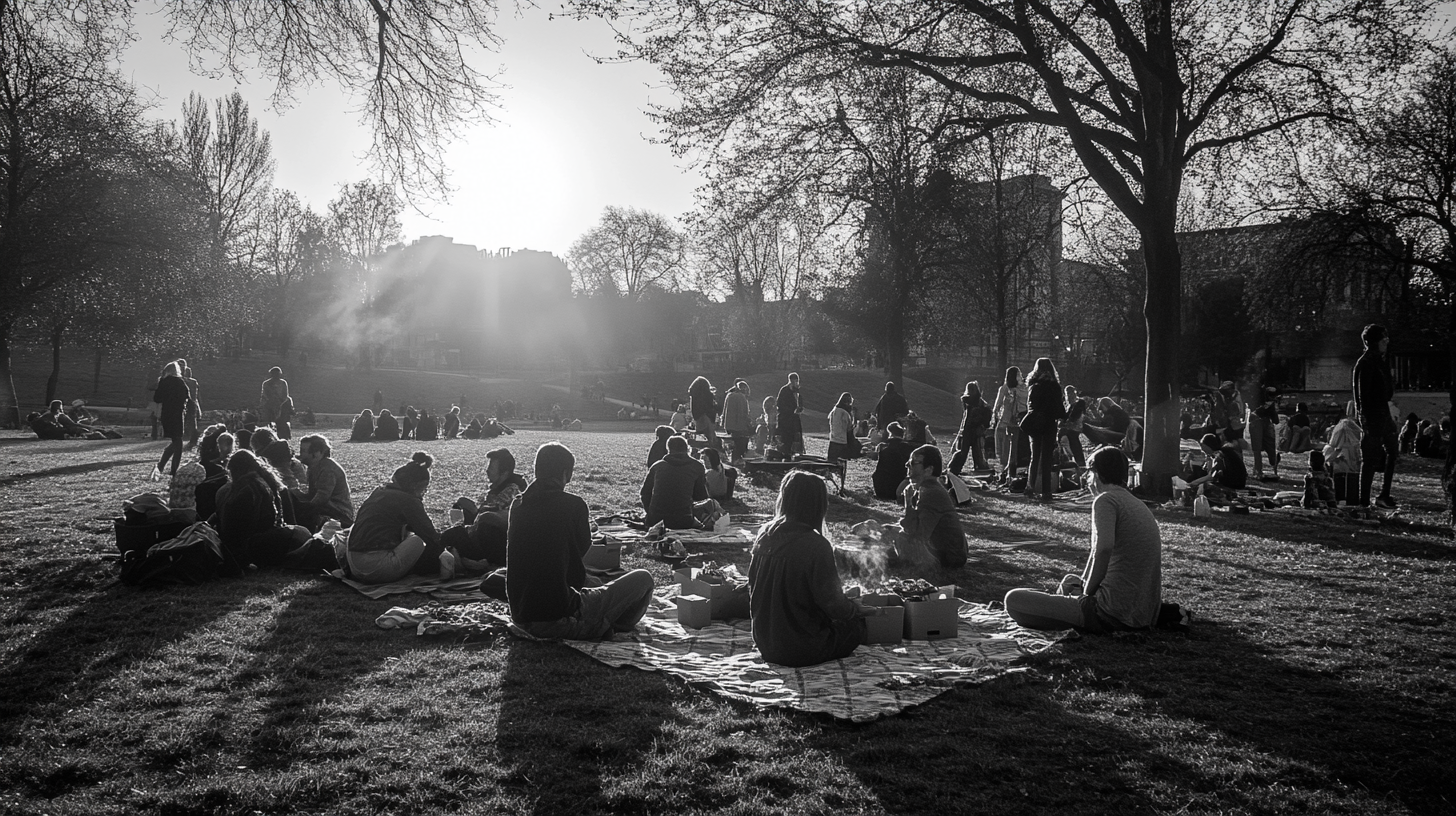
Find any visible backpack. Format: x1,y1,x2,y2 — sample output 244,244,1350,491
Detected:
942,472,975,505
120,522,228,587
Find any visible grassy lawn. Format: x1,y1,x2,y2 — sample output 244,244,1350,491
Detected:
1,428,1453,815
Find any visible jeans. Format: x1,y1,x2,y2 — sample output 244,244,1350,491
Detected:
995,425,1023,479
694,414,723,450
1359,422,1399,504
519,570,656,640
348,533,446,584
1004,588,1105,633
1027,429,1057,498
949,430,990,475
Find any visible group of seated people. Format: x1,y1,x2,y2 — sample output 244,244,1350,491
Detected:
27,400,123,440
646,425,739,512
350,406,514,443
1400,413,1450,458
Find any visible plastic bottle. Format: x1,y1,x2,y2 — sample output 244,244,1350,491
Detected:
1193,486,1211,518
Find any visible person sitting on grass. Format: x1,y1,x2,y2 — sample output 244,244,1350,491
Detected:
46,400,103,438
701,446,738,503
443,405,462,439
1004,446,1162,632
748,470,872,667
641,435,710,530
870,421,914,501
350,409,375,442
216,449,312,571
347,451,451,583
463,413,485,439
506,442,655,639
169,423,230,512
416,408,439,441
26,411,66,440
1187,432,1247,503
646,425,675,469
1303,449,1337,509
442,447,528,568
884,445,967,570
373,409,401,442
291,433,354,532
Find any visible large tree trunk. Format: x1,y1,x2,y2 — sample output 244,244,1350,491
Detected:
1445,294,1456,534
44,322,64,404
0,322,19,428
1140,216,1183,498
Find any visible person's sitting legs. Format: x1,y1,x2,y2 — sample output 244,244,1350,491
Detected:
1004,585,1092,631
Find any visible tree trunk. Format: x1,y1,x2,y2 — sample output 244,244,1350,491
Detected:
44,322,64,404
1445,294,1456,533
1140,213,1183,499
0,322,19,428
93,347,104,395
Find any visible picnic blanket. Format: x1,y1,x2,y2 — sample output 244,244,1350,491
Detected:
376,592,1066,722
326,568,488,601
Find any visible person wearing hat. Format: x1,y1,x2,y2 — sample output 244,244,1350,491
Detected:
1353,323,1399,508
346,451,449,583
259,366,290,428
1248,385,1282,481
47,400,102,439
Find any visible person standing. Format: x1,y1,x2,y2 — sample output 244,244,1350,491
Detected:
1248,385,1282,481
990,366,1027,484
827,392,856,462
1210,381,1246,445
179,361,202,450
1021,358,1068,500
151,361,190,480
775,373,804,456
259,367,290,428
721,380,752,465
949,381,992,476
1353,323,1399,508
1061,385,1088,470
688,375,722,451
872,382,909,433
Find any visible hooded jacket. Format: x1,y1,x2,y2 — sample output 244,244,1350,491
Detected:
640,451,708,529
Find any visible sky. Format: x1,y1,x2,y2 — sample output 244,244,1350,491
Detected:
118,2,703,258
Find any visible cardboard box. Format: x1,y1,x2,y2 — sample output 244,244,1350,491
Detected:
673,566,699,585
674,594,712,629
582,541,622,571
683,575,737,615
859,593,905,646
902,585,959,641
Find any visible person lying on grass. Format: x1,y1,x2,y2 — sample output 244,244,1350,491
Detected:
347,451,452,583
748,470,874,667
442,447,528,569
507,442,655,640
1004,445,1161,632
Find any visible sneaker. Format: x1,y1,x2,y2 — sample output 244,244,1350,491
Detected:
1375,496,1397,509
149,466,162,482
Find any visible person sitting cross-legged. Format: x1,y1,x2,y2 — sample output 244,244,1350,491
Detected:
290,433,354,532
640,435,710,529
884,444,967,570
1188,432,1247,503
347,451,447,583
1004,446,1162,632
507,442,655,640
441,447,528,568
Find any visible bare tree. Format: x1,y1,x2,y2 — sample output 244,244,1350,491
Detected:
568,206,684,300
328,179,404,281
579,0,1431,495
176,91,275,263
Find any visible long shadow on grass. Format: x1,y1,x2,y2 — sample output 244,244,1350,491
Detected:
0,578,263,738
0,457,157,486
822,620,1456,815
494,640,677,814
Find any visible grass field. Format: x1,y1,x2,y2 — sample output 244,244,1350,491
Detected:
1,428,1454,815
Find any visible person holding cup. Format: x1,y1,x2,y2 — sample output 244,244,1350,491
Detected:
442,447,528,569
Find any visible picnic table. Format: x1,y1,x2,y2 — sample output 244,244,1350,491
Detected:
741,457,849,494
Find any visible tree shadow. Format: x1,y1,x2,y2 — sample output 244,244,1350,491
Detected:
493,639,676,814
818,619,1455,814
0,458,156,487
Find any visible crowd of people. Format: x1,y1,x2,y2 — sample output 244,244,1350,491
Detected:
349,406,516,442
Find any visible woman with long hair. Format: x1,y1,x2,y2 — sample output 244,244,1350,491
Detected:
347,451,447,583
351,409,375,442
218,449,310,570
990,366,1027,483
152,361,191,480
748,471,869,667
1023,358,1067,500
827,392,856,462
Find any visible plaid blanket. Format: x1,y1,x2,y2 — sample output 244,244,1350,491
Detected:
376,593,1066,722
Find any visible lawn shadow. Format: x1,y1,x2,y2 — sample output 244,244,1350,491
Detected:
494,639,677,814
0,577,263,735
0,457,157,487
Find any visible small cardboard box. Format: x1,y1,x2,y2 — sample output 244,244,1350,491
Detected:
582,540,622,571
902,585,959,641
673,566,699,585
859,593,905,646
683,574,737,615
674,594,712,629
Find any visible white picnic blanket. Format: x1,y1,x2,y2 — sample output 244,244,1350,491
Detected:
377,592,1067,722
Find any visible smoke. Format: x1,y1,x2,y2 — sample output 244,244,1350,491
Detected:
831,520,891,587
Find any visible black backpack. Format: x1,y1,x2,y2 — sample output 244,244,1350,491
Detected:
120,522,230,587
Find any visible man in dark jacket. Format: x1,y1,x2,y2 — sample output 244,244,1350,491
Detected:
873,382,910,432
640,435,709,529
871,422,914,500
1353,323,1399,508
775,372,803,456
506,443,654,639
